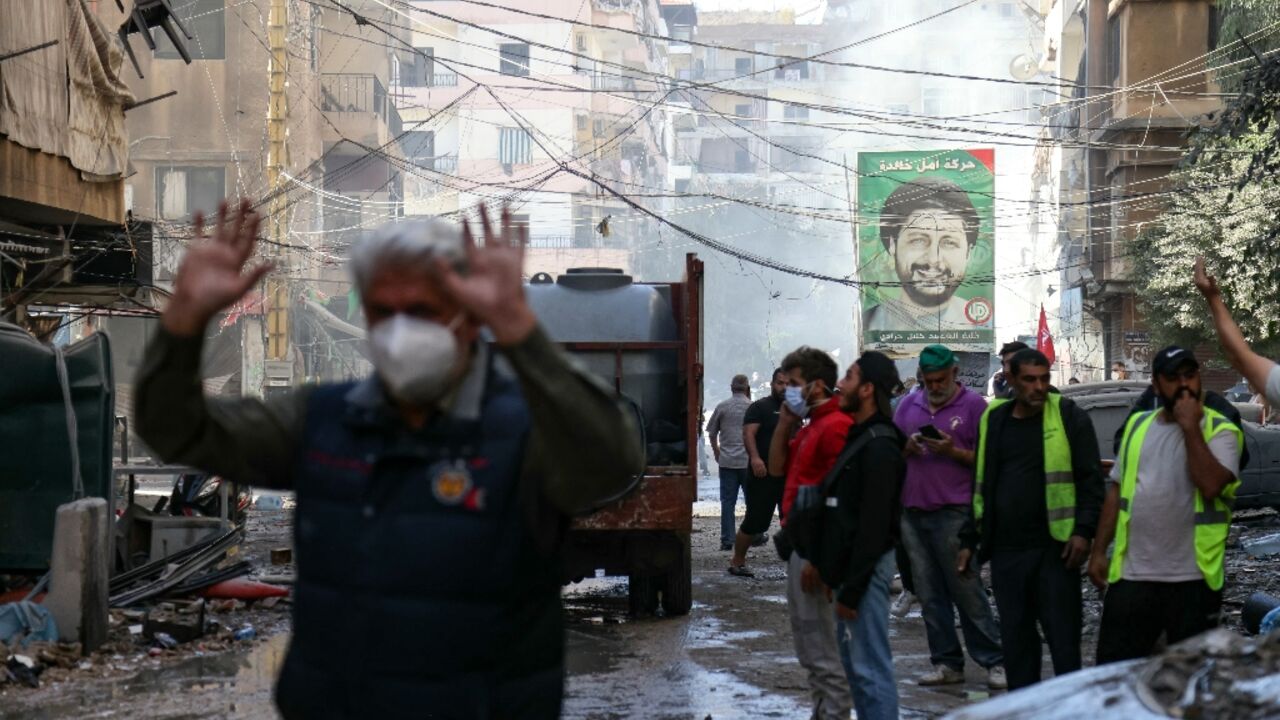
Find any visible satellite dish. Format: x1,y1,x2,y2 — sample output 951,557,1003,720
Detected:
1009,54,1040,81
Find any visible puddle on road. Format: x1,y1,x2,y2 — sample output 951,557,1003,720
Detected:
3,634,289,719
687,615,767,650
565,660,806,719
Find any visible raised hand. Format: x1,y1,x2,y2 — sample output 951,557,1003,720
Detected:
164,199,272,337
1193,256,1219,298
437,203,536,345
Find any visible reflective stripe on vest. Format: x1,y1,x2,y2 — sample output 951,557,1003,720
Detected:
1108,407,1243,591
974,394,1076,542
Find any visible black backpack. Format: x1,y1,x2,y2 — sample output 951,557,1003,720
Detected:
787,424,897,562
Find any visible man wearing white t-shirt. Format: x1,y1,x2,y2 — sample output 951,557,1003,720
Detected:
1088,346,1242,663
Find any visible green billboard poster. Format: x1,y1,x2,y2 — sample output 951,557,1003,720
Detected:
857,149,995,356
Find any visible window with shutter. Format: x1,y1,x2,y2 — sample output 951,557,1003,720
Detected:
498,128,533,167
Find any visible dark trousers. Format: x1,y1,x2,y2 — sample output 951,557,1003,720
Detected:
989,545,1081,690
1096,579,1222,665
740,474,784,536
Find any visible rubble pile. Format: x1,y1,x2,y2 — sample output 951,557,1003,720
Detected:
0,597,289,693
1138,628,1280,719
0,508,296,695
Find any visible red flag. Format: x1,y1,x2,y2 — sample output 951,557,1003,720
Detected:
1037,305,1056,366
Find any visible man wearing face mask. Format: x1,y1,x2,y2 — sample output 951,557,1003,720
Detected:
768,347,854,720
134,200,644,718
1089,346,1242,664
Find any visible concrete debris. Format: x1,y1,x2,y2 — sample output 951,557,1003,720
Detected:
1139,629,1280,719
947,629,1280,719
45,498,110,652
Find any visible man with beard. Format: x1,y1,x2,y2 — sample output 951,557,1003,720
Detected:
958,349,1103,690
863,177,988,335
1089,346,1242,663
134,200,643,717
729,368,787,576
895,346,1005,689
812,352,905,720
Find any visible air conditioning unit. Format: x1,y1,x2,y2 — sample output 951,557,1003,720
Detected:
784,69,800,82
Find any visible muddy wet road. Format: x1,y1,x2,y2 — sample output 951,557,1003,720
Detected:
4,480,1278,719
559,514,989,719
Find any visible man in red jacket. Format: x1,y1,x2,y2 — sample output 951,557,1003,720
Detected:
768,346,854,720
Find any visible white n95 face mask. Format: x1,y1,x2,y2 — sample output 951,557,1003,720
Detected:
368,313,463,405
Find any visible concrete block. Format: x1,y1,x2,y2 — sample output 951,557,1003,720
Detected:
45,498,110,653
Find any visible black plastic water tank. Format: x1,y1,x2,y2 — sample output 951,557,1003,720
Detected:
526,268,681,436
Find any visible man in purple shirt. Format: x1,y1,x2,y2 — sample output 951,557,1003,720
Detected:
894,345,1006,689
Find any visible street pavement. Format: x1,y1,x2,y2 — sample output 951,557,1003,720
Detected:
4,472,1277,718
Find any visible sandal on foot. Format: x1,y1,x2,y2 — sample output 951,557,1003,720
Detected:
727,565,754,577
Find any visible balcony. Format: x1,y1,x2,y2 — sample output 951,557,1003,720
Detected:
527,235,575,249
675,64,813,84
407,155,458,174
591,74,639,92
400,73,459,90
322,73,403,149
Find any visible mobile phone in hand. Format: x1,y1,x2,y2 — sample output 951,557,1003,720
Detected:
918,424,943,440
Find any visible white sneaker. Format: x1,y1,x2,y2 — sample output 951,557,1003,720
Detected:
987,666,1008,690
918,664,965,686
890,591,917,618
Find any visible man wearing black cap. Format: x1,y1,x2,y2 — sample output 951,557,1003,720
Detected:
1089,346,1243,663
812,352,906,720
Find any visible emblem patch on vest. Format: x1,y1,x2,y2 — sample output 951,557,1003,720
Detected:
432,462,474,506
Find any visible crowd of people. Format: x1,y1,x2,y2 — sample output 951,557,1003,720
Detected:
146,197,1280,717
703,257,1279,719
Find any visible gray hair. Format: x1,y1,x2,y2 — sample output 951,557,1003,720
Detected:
349,217,466,295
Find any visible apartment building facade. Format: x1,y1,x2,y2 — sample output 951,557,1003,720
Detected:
395,0,671,275
1035,0,1223,381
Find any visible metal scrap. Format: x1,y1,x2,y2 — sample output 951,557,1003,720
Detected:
108,530,242,608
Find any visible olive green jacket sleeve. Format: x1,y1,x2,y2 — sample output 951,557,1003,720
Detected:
134,325,645,513
133,328,308,490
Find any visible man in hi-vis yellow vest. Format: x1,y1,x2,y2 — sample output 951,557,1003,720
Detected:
956,348,1104,691
1089,346,1242,664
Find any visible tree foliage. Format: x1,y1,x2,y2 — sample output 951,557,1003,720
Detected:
1131,10,1280,357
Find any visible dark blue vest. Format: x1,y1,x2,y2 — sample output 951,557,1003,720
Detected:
274,365,564,719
